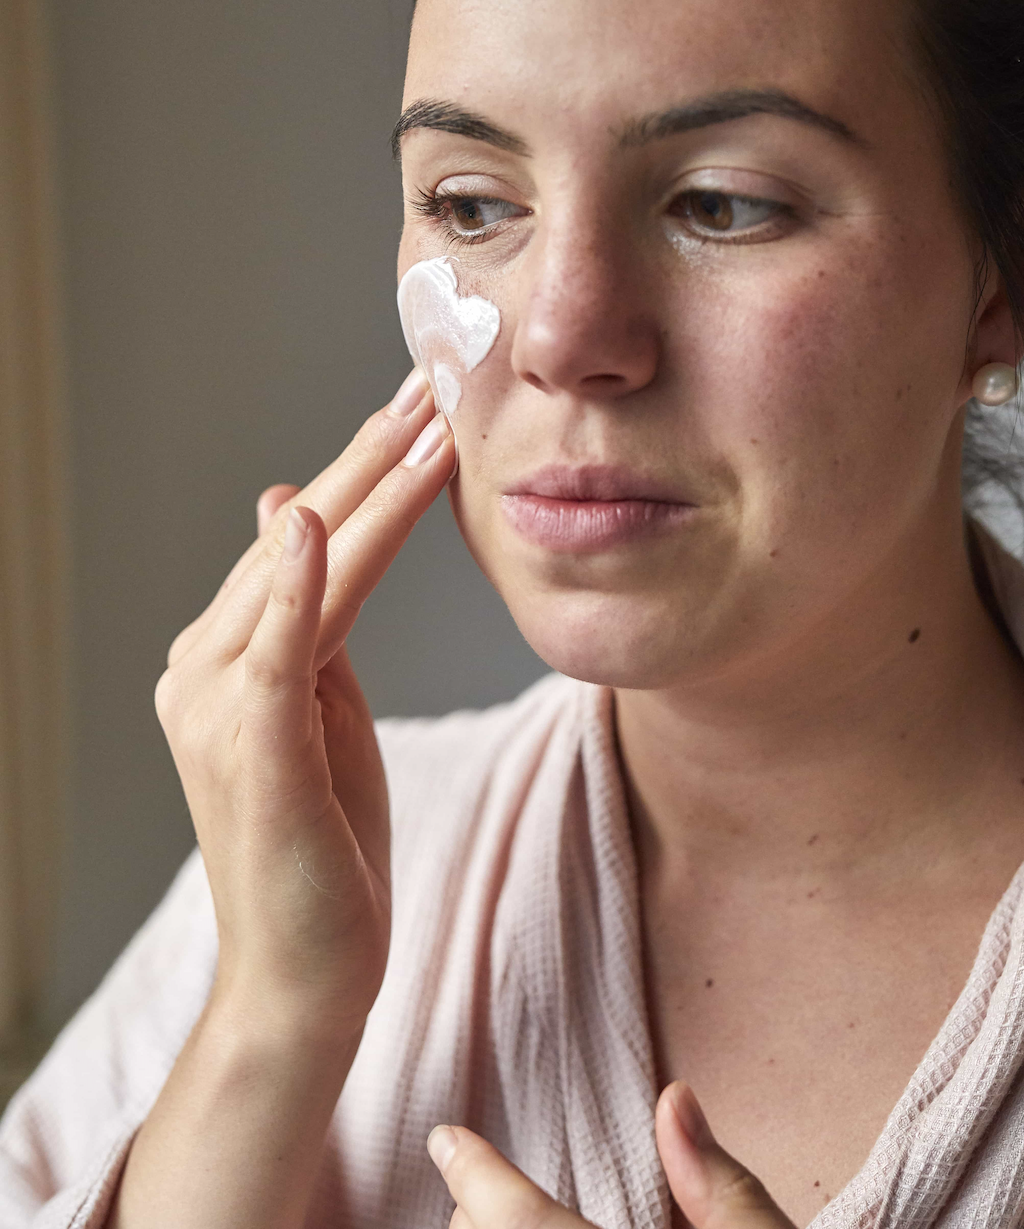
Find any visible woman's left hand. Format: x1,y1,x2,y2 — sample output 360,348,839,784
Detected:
426,1081,797,1229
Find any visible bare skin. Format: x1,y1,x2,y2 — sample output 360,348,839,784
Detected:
106,0,1024,1226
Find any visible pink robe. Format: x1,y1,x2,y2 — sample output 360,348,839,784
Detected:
4,528,1024,1229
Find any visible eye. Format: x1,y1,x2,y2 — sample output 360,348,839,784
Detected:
671,190,792,239
412,188,528,244
446,196,520,233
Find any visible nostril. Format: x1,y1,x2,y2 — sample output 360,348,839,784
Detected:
521,369,632,395
581,372,629,387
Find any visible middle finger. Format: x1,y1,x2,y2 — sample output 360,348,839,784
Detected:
172,371,434,665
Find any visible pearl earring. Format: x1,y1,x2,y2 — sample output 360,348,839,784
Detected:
972,362,1019,406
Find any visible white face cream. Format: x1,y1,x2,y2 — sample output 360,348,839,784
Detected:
397,258,501,435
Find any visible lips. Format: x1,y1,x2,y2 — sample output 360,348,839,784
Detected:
504,464,687,503
501,465,697,551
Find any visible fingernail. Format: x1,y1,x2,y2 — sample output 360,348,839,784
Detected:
282,507,309,562
669,1082,713,1149
427,1125,457,1174
402,412,450,467
390,368,429,418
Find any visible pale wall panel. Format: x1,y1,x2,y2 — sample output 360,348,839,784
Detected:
47,0,544,1030
0,0,70,1047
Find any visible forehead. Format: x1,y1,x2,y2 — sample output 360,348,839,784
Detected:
405,0,916,147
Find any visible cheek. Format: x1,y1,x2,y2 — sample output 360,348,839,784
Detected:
682,240,969,538
396,257,503,439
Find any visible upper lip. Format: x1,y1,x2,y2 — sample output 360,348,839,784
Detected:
504,464,694,504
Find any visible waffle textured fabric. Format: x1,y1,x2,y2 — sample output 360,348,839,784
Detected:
4,527,1024,1229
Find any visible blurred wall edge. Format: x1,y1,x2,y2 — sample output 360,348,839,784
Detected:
0,0,72,1095
41,0,544,1035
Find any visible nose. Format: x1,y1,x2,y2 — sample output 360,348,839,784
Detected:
510,219,661,399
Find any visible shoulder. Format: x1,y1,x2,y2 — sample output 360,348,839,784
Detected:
26,849,215,1094
0,849,216,1209
376,672,581,804
375,672,587,869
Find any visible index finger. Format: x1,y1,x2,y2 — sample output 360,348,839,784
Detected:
168,370,434,666
427,1127,590,1229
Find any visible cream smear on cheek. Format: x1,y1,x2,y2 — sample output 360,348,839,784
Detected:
397,257,501,451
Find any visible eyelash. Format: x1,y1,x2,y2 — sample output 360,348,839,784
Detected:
410,186,798,248
411,187,510,248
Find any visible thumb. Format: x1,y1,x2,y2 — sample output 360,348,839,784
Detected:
655,1082,796,1229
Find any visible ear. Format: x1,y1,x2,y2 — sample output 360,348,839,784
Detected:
960,270,1021,404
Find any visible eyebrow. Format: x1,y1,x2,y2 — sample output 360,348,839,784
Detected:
391,87,865,161
391,99,528,159
623,88,865,148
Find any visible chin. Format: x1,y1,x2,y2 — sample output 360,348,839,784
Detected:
456,501,748,690
502,586,705,691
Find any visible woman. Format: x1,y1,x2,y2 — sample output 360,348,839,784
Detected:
3,0,1024,1226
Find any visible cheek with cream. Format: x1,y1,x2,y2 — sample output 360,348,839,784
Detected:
396,257,501,446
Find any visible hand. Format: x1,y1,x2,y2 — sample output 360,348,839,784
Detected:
426,1081,796,1229
155,370,454,1039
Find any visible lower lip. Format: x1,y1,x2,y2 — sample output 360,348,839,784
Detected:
501,495,695,551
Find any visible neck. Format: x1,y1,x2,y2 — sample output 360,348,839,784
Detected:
616,514,1024,886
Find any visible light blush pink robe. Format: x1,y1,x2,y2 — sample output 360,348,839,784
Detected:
4,528,1024,1229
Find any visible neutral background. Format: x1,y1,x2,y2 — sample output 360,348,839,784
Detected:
44,0,544,1033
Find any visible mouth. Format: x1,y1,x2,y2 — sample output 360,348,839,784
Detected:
501,464,698,552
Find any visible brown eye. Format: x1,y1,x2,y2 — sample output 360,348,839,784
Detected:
688,192,734,230
437,194,525,236
450,198,488,230
668,190,790,241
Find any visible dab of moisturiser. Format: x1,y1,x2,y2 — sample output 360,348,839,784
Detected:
397,258,501,441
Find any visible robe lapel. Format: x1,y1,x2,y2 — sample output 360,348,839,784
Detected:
810,864,1024,1229
493,681,669,1229
559,684,669,1229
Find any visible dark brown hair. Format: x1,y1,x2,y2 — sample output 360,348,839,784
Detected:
915,1,1024,527
916,1,1024,343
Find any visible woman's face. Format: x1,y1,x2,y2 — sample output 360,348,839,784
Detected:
396,0,988,690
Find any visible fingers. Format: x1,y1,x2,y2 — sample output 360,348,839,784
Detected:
258,484,301,536
291,367,435,535
317,645,390,894
432,1093,795,1229
171,483,303,665
171,370,439,667
167,486,302,669
242,507,330,782
314,412,455,662
216,376,443,660
427,1127,588,1229
656,1083,796,1229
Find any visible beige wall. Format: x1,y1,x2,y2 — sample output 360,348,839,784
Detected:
0,0,69,1077
45,0,543,1031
